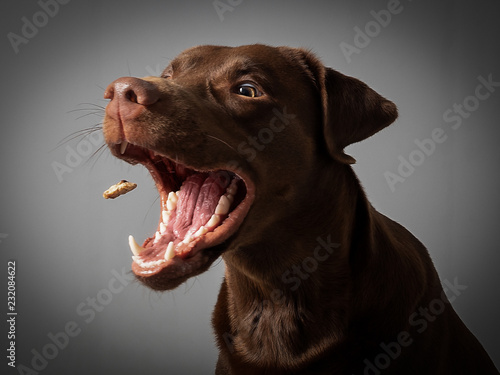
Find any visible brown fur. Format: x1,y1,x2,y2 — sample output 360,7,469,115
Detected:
103,44,498,374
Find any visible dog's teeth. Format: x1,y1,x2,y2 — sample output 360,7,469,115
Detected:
182,233,193,244
227,180,238,195
167,200,175,212
160,222,167,234
194,226,208,238
215,195,231,215
132,256,145,267
164,241,175,260
142,259,165,268
167,191,178,211
128,235,145,256
154,231,161,243
169,191,178,203
120,141,129,155
206,214,221,228
162,210,170,224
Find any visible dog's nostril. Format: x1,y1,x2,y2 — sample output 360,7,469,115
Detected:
104,77,160,107
125,89,138,104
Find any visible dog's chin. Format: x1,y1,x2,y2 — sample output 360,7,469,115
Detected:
110,141,255,291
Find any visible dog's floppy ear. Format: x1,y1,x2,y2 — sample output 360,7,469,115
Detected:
279,47,397,163
320,68,398,164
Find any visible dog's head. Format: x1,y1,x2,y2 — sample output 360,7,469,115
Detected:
102,44,397,290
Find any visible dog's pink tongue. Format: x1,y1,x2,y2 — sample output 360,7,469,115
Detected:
173,172,229,238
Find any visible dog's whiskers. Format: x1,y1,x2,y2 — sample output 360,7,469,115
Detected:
52,125,103,151
206,134,236,152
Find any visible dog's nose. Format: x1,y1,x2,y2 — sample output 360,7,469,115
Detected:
104,77,160,120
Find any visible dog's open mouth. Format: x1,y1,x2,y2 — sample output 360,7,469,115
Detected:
115,140,255,286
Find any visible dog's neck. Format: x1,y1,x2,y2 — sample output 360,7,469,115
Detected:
218,161,367,368
215,160,430,369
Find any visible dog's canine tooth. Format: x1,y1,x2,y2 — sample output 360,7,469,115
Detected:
128,235,145,256
215,195,231,215
120,141,129,155
206,214,221,228
164,241,175,260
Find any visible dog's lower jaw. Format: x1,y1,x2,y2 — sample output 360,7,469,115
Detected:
135,246,224,291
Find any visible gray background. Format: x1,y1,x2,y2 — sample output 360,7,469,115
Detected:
1,0,499,373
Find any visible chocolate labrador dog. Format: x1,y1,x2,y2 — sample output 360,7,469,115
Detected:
102,44,498,374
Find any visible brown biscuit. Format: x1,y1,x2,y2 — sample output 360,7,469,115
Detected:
103,180,137,199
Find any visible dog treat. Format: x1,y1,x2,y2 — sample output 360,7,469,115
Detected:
103,180,137,199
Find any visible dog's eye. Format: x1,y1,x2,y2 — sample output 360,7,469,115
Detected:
161,68,173,79
236,83,261,98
